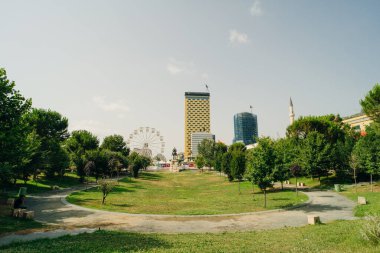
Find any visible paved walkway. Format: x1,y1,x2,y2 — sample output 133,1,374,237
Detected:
26,187,355,233
0,186,356,246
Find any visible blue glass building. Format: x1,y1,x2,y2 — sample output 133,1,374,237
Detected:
233,112,258,145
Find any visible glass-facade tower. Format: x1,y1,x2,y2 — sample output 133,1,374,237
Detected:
233,112,258,145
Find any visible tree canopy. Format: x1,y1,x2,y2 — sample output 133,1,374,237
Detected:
0,68,32,186
360,83,380,123
198,139,215,168
245,137,276,207
101,134,130,156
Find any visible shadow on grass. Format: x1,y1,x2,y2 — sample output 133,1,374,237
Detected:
272,198,291,201
112,203,133,208
0,215,45,234
0,230,171,252
139,172,163,181
299,204,347,213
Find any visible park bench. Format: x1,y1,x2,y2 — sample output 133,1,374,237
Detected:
0,197,35,220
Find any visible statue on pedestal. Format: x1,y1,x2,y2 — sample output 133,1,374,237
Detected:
171,147,179,172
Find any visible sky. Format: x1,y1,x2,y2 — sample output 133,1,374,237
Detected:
1,0,379,158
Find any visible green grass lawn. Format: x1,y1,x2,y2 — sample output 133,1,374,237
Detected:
2,172,94,196
67,171,307,215
1,220,379,253
340,181,380,217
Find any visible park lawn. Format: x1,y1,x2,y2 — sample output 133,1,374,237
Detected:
1,220,379,253
67,171,308,215
0,215,45,235
340,181,380,217
2,172,95,196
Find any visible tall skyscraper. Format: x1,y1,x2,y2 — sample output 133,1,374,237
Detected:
289,97,295,125
233,112,258,145
184,92,210,159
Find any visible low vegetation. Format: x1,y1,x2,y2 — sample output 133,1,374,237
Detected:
67,171,307,215
341,181,380,217
1,220,380,252
1,172,94,196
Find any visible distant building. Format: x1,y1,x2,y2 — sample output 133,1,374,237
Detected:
289,97,295,125
191,132,215,157
184,92,211,159
233,112,258,145
342,112,373,135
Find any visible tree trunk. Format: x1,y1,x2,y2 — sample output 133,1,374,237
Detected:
370,173,373,192
102,194,106,205
354,167,357,193
264,189,267,208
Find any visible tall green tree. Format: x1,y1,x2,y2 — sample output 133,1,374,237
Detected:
65,130,99,182
214,141,228,173
24,108,70,177
128,152,145,178
246,137,276,208
287,114,346,143
101,134,130,156
0,68,32,187
360,83,380,123
287,115,352,179
290,164,303,196
273,138,295,190
230,149,246,194
298,131,332,181
15,131,41,184
352,123,380,192
221,152,233,181
198,139,215,169
195,155,206,172
85,149,109,182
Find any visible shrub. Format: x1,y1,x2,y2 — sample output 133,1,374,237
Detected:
361,214,380,245
98,180,116,204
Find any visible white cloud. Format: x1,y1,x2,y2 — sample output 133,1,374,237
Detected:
92,96,130,113
229,30,249,44
167,58,195,75
250,0,262,16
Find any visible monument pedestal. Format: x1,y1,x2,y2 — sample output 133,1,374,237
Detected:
171,160,179,172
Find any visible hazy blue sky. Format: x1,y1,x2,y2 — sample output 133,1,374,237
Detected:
1,0,379,158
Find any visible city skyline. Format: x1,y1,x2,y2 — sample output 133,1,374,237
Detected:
233,112,259,145
1,1,379,158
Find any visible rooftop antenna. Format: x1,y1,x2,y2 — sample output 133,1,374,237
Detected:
249,105,253,114
205,84,209,92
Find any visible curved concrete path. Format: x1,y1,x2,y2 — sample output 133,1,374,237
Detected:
20,187,355,233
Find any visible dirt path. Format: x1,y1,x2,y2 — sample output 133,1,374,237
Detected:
25,187,355,233
0,187,356,246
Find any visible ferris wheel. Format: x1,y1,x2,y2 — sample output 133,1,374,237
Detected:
126,127,165,158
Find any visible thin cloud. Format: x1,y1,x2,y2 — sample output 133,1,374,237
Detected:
92,96,130,113
250,0,262,16
229,30,249,44
167,58,195,75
